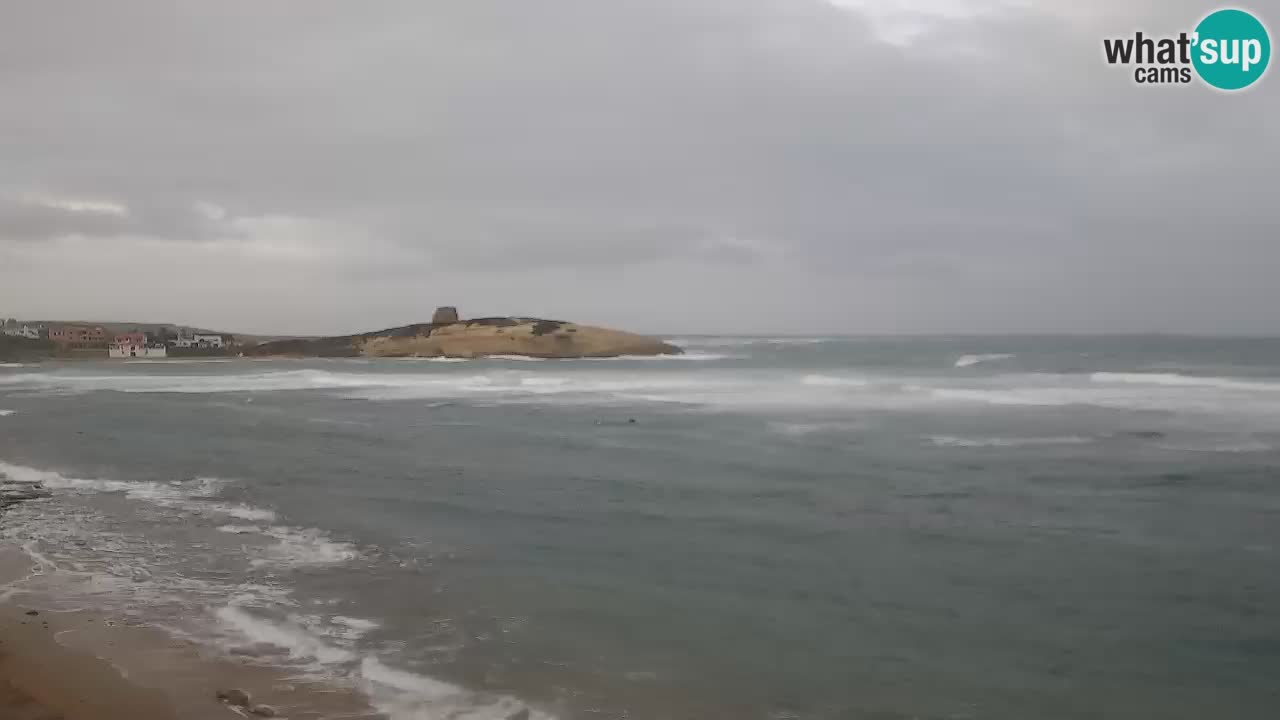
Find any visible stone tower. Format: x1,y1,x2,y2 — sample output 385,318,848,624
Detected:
432,306,460,324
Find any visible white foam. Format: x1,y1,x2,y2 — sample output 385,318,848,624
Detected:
330,615,381,638
1153,436,1271,453
0,461,280,524
801,374,870,388
926,387,1072,406
211,605,548,719
217,524,261,535
0,409,14,417
360,657,551,720
583,352,737,361
927,435,1093,448
214,504,279,522
215,605,356,665
1090,372,1280,392
11,361,1280,420
671,336,834,348
769,422,828,436
483,355,547,362
0,362,25,368
253,525,358,567
520,376,570,388
955,353,1014,368
214,521,358,567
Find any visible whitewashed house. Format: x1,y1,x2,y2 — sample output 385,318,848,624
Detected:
109,333,167,359
193,333,225,349
2,323,44,340
109,341,168,359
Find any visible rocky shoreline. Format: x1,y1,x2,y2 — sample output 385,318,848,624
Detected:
0,470,52,511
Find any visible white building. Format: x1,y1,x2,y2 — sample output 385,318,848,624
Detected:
168,331,227,349
192,334,225,349
2,324,44,340
109,342,168,359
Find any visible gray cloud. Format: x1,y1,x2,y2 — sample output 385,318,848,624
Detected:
0,0,1276,334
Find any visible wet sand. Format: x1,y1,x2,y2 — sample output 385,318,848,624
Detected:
0,546,381,720
0,608,177,720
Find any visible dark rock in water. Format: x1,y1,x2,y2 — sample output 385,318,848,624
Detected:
216,688,252,707
506,709,531,720
0,474,53,509
628,418,637,424
24,610,38,616
249,704,278,717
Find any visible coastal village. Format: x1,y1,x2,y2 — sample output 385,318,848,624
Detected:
2,307,678,361
1,319,235,359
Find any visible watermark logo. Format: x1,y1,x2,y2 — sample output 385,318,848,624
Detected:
1103,8,1270,90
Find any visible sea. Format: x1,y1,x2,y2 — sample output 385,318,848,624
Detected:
1,335,1279,719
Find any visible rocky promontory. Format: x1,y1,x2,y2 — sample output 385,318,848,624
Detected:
245,310,681,359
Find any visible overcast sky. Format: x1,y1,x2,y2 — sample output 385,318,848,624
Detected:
1,0,1276,335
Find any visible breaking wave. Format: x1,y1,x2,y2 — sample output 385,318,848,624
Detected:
212,606,553,720
0,409,14,417
955,354,1014,368
0,460,351,570
360,656,552,720
927,435,1093,448
801,374,870,387
483,355,546,362
0,457,550,720
1090,372,1280,392
8,363,1280,420
585,352,736,361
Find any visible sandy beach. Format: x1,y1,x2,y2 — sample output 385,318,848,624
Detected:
0,547,176,720
0,545,381,720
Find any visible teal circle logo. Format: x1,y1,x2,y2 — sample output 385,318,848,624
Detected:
1192,9,1271,90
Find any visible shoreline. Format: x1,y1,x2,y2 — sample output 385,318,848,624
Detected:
0,463,550,720
0,546,180,720
0,544,383,720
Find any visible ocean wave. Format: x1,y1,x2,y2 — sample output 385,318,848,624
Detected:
672,336,835,348
218,521,358,567
0,461,287,528
0,368,493,395
215,605,357,665
327,615,381,641
927,435,1093,448
12,363,1280,419
483,355,547,362
0,362,25,368
216,524,261,535
212,504,278,522
800,374,870,388
925,387,1073,406
0,460,357,573
211,606,551,720
583,352,737,361
0,409,14,417
520,376,570,388
1090,372,1280,392
255,525,359,567
955,353,1014,368
360,656,552,720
